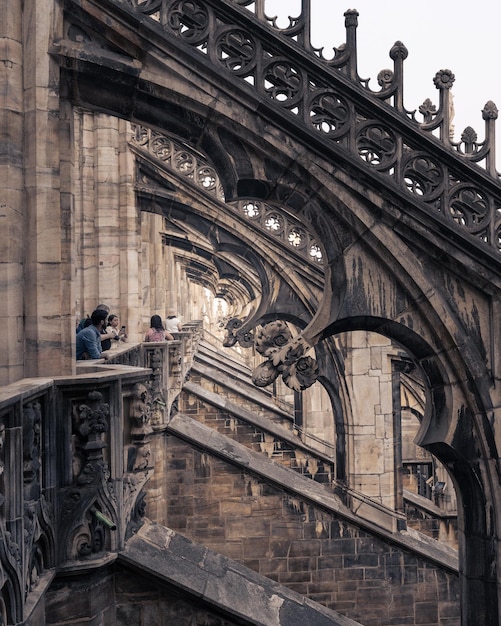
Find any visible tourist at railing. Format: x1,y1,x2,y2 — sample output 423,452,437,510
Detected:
76,302,109,333
77,302,116,350
76,309,111,359
165,308,182,333
144,314,174,342
106,314,127,345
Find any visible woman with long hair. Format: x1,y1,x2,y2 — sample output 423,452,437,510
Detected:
144,314,174,342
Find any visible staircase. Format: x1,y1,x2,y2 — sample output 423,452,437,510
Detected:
144,339,460,626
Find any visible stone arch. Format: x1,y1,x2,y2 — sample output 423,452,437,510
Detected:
128,87,500,539
58,6,501,618
325,316,490,449
322,315,497,619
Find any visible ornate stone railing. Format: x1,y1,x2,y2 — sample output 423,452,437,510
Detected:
115,0,501,250
130,124,324,265
0,323,202,624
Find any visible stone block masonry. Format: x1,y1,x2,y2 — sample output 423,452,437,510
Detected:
150,434,459,626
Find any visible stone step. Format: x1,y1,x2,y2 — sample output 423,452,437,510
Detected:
198,339,254,377
188,361,294,421
181,379,335,484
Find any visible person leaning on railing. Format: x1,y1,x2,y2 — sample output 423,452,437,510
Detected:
76,309,110,360
165,308,182,333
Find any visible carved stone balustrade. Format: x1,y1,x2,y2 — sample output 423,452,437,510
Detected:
0,322,202,624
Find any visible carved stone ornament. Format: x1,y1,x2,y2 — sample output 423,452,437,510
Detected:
254,320,292,357
128,383,154,473
23,402,42,501
236,328,254,348
252,322,319,391
73,390,110,485
123,464,151,541
0,421,5,507
125,488,147,541
147,349,166,426
282,355,319,391
223,317,243,347
75,391,109,440
75,505,109,559
129,383,152,437
251,359,281,387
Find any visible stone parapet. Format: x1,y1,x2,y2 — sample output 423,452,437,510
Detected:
0,323,203,623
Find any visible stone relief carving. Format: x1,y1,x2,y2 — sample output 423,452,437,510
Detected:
168,343,188,420
128,383,153,472
73,390,110,485
0,422,4,508
23,402,41,501
147,348,166,426
124,383,153,539
58,390,118,562
75,504,118,559
21,401,53,600
223,317,254,348
124,488,147,541
23,505,44,595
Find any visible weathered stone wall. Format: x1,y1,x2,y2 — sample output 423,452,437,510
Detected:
150,433,459,626
44,566,239,626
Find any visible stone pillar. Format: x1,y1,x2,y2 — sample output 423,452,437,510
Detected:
0,0,24,383
140,210,167,334
118,119,141,343
24,0,72,377
73,109,97,319
0,0,71,382
165,244,176,317
73,113,143,343
345,331,396,509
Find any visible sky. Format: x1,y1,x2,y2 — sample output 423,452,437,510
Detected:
265,1,501,161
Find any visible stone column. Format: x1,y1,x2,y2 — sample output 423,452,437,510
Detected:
73,113,143,343
24,0,73,377
165,244,176,316
140,211,166,333
0,0,24,383
345,331,396,510
118,119,141,343
1,0,71,381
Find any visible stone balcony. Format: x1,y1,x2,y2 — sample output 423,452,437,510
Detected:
0,322,202,625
